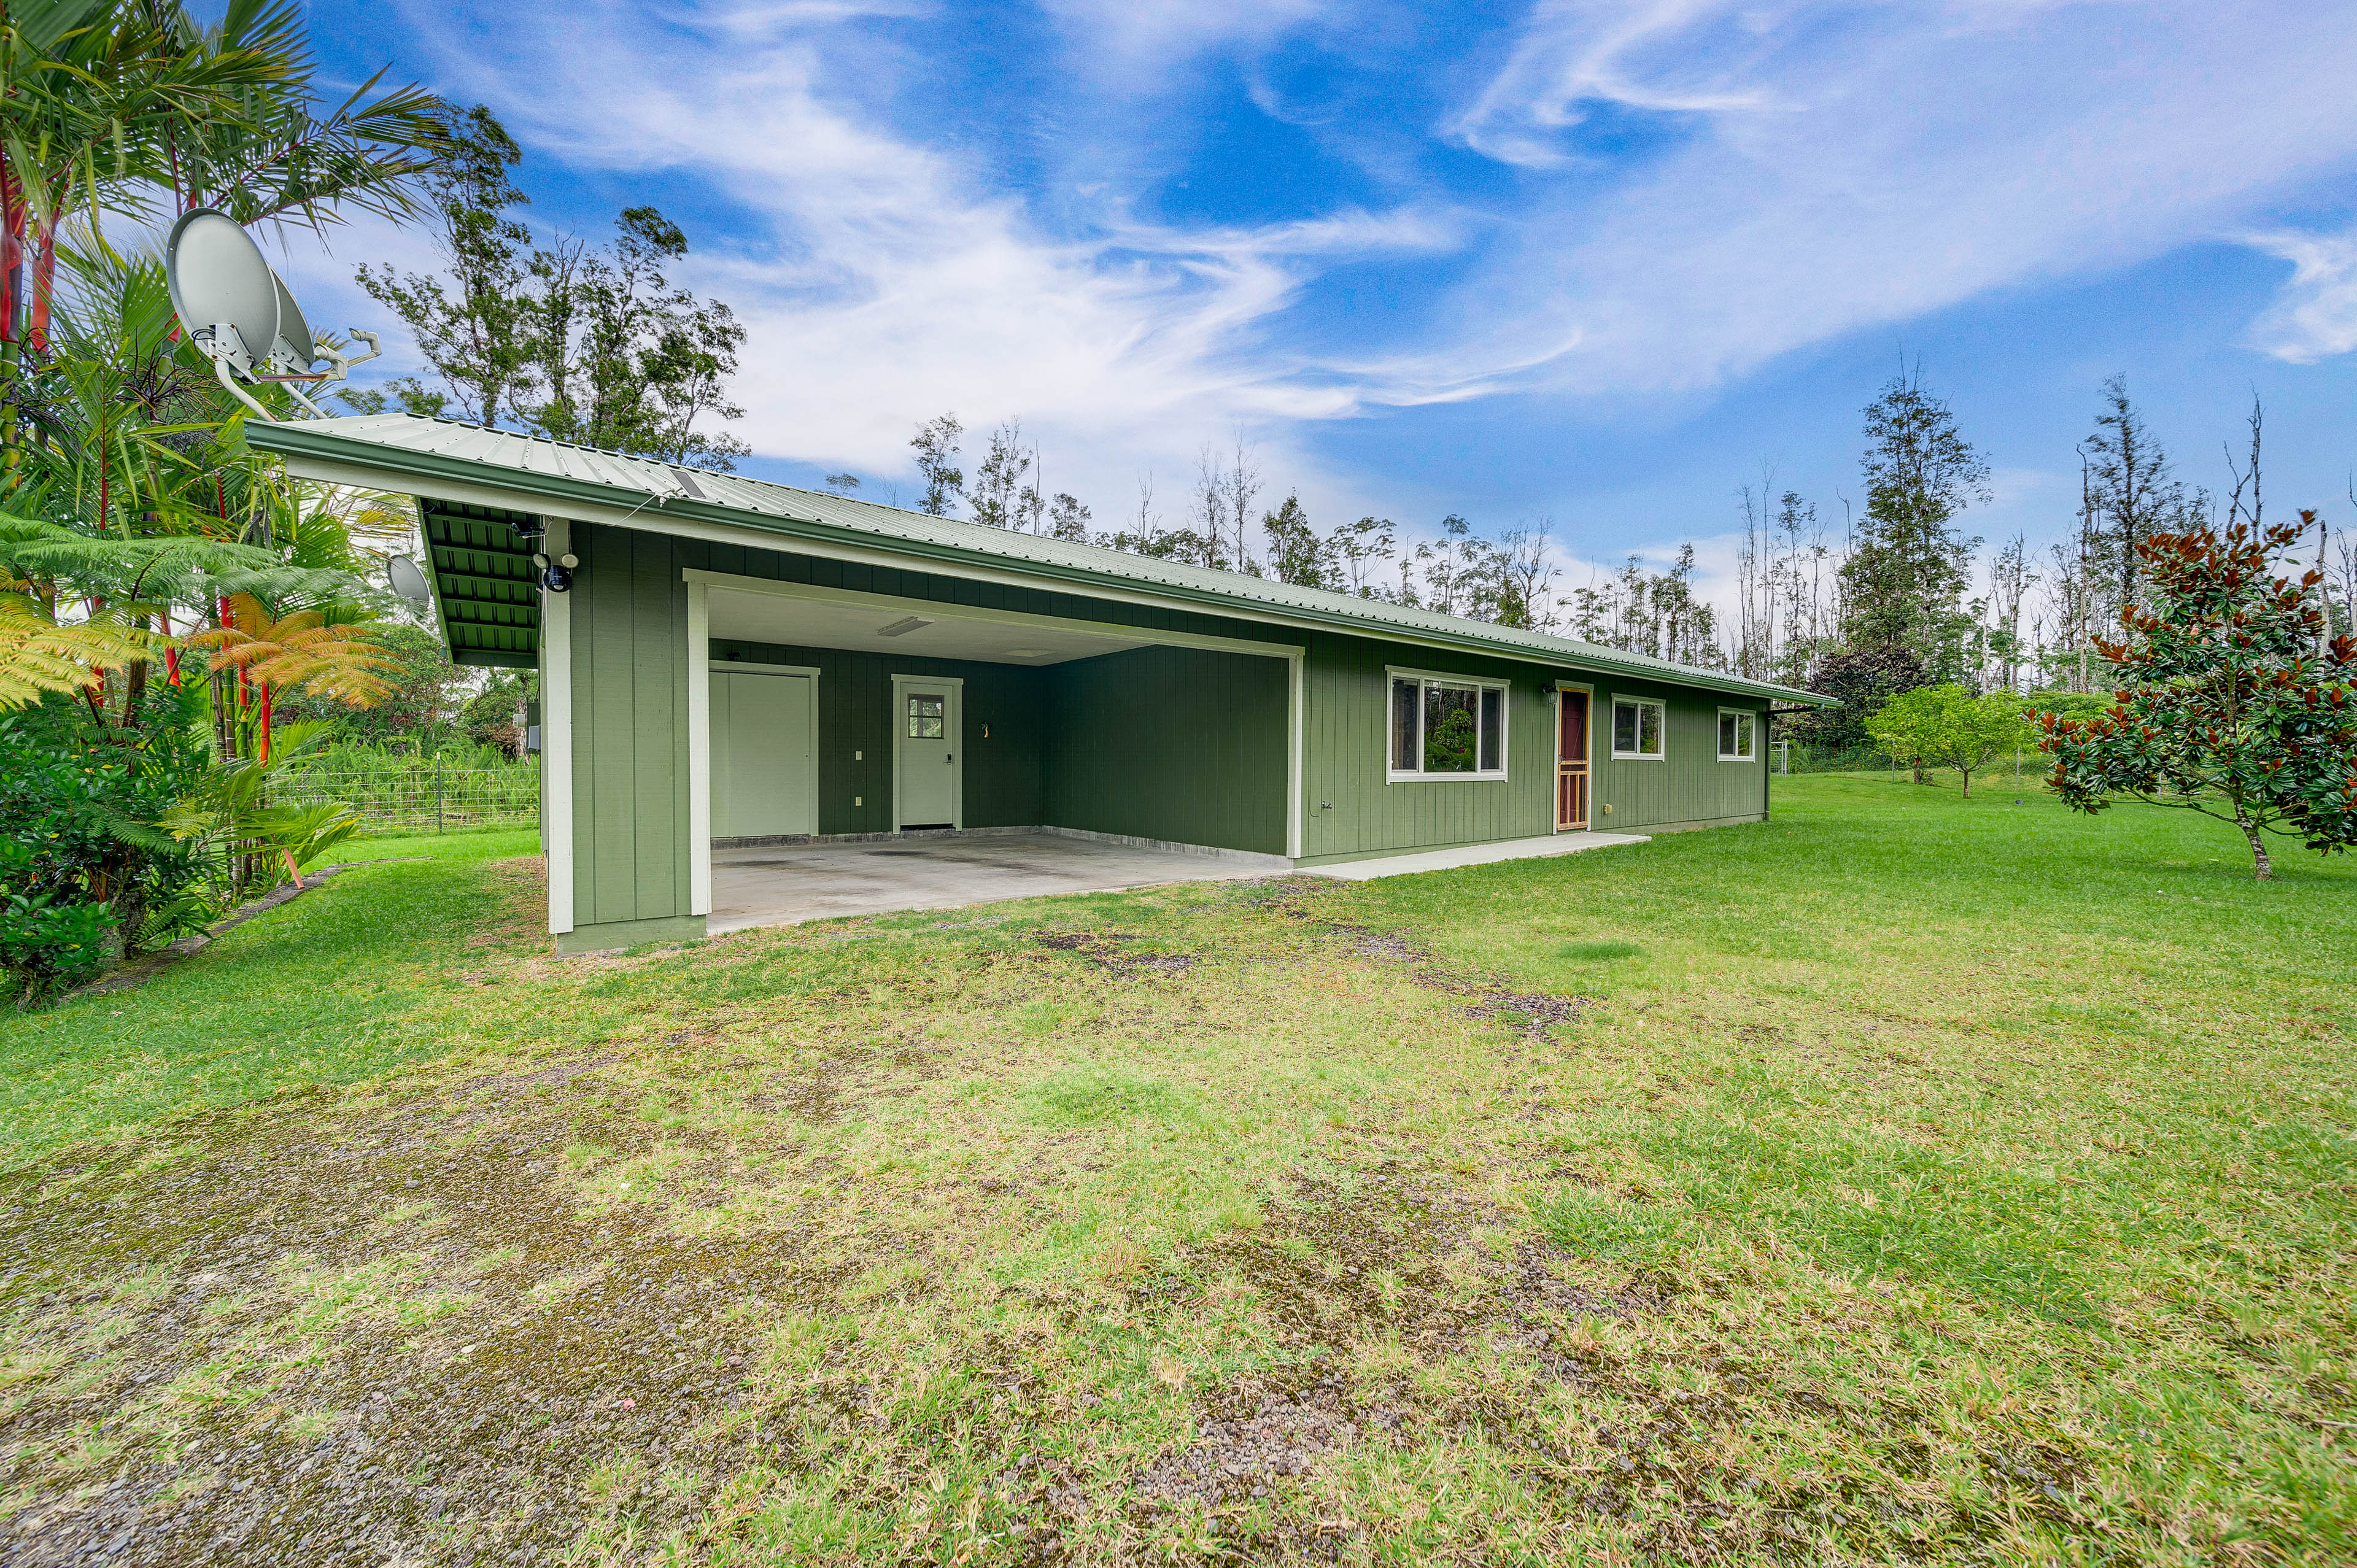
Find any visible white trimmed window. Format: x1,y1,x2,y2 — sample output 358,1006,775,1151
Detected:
1388,670,1508,780
1611,696,1665,760
1718,708,1757,761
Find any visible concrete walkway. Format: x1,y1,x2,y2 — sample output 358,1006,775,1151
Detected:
1301,832,1649,882
708,831,1277,933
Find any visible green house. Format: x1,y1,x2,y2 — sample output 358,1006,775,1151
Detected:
257,416,1832,952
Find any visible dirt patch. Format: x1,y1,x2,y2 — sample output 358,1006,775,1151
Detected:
0,1090,861,1568
456,1052,619,1097
1458,985,1593,1037
1032,930,1198,978
1134,1373,1399,1507
1196,1167,1642,1365
1322,919,1594,1037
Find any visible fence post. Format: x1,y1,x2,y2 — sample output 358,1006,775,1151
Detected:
435,755,444,835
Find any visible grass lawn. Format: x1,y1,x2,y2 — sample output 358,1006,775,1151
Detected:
1,778,2350,1565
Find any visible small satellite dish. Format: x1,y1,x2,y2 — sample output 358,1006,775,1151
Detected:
270,271,315,376
164,207,383,422
387,554,433,603
166,209,278,376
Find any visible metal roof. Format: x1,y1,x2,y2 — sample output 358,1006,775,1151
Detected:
251,413,1836,706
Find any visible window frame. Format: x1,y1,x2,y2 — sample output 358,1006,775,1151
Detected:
1717,706,1759,763
1385,666,1511,783
1609,695,1667,762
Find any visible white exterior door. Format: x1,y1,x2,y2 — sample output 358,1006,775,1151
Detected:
710,670,816,837
895,682,956,828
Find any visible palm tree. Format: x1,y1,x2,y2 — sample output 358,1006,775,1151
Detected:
2,1,444,404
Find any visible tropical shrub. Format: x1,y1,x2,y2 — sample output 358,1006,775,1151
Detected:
159,722,368,903
0,686,211,1003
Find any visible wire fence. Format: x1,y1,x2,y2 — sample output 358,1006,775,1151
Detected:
289,763,542,835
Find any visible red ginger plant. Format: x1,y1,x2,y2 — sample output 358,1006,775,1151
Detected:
2039,509,2357,879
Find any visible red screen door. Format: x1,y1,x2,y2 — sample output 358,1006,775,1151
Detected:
1556,690,1590,830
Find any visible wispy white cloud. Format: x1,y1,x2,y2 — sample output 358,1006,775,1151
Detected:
377,0,1449,519
2243,223,2357,363
330,0,2357,552
1395,1,2357,402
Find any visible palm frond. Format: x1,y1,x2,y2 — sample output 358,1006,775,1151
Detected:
0,596,160,710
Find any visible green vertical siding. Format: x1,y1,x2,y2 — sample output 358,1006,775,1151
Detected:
1589,680,1767,832
1296,633,1555,860
712,639,1046,833
1044,646,1288,855
569,525,689,929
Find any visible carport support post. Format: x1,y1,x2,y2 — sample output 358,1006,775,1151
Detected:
1287,649,1304,860
541,519,575,936
687,576,711,917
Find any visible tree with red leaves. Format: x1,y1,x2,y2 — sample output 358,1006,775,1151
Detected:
2039,509,2357,879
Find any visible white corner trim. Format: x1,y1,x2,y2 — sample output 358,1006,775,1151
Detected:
687,578,711,917
541,519,575,934
1609,692,1668,761
1286,649,1304,860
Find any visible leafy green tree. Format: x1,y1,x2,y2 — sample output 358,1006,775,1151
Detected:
355,106,536,426
1262,495,1332,589
1945,688,2033,798
1794,644,1925,756
1046,492,1091,541
1863,684,1945,784
532,207,749,469
1839,366,1987,679
1330,516,1396,600
271,620,457,743
458,668,533,758
2042,510,2357,879
967,419,1032,529
2081,375,2196,615
910,412,963,517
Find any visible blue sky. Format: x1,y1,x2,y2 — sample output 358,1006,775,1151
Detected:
278,1,2357,624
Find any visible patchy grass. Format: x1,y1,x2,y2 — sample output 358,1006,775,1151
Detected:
0,778,2351,1566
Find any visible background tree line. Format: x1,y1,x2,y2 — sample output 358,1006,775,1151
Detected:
862,362,2355,766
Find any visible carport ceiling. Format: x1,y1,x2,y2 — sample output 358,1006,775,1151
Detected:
707,588,1151,666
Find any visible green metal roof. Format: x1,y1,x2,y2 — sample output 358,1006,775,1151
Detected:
253,414,1836,706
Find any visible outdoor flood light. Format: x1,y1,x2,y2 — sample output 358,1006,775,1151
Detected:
533,551,578,593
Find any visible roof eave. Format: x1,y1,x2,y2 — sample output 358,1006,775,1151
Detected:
252,421,1836,708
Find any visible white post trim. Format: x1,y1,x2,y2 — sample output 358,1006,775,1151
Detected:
541,519,575,935
687,577,711,916
1287,649,1304,860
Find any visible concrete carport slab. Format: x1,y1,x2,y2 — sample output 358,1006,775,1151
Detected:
707,830,1283,933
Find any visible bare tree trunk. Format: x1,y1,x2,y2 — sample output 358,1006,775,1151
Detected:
2234,803,2274,881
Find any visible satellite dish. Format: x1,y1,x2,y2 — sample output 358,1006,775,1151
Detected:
164,207,384,422
270,271,316,376
387,554,433,603
166,209,277,374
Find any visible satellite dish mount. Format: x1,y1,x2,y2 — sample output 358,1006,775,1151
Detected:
165,209,382,422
